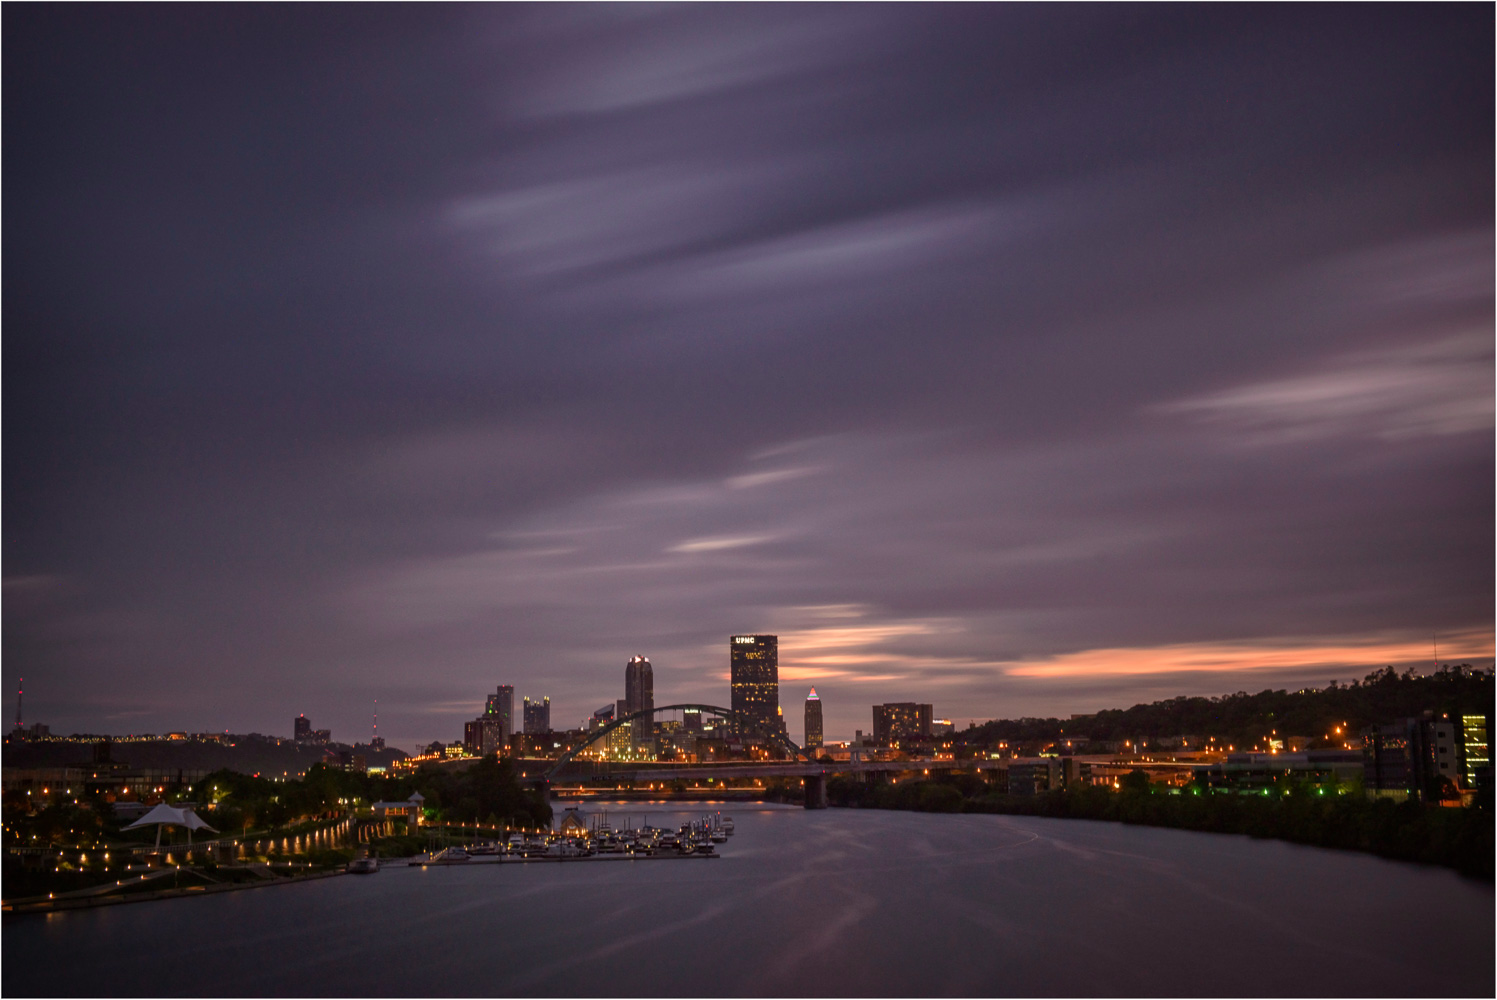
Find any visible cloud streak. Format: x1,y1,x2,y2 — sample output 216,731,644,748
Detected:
1005,630,1495,680
3,6,1490,746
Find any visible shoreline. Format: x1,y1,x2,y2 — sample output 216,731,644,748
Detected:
2,868,345,916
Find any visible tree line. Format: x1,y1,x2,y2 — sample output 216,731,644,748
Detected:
826,770,1493,879
958,664,1493,749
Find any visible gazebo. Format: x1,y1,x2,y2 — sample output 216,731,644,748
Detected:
123,802,218,849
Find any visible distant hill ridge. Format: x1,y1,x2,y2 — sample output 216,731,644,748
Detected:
3,735,409,776
958,664,1494,749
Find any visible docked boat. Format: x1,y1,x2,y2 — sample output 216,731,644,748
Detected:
346,856,379,874
547,839,585,858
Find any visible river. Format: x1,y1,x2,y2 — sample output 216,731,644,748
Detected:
5,802,1492,997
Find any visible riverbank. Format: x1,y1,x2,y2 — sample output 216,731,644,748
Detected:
3,866,345,915
546,788,769,802
827,776,1495,879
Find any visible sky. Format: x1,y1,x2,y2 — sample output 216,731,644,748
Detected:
4,6,1492,752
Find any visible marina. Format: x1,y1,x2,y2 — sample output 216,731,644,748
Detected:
405,810,733,867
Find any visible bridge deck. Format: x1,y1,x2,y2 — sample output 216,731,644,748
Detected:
546,759,1009,782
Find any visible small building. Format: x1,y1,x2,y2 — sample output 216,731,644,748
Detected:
1363,714,1461,802
113,800,151,821
1194,750,1363,795
1008,758,1060,795
372,792,425,828
556,806,589,836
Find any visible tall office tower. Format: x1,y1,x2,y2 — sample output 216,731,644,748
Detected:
730,635,779,739
684,707,702,732
523,696,552,735
804,688,824,752
625,655,655,754
294,715,311,742
485,685,514,744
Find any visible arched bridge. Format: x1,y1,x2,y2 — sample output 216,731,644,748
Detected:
545,703,810,783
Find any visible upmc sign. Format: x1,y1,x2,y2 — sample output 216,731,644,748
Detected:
732,636,757,644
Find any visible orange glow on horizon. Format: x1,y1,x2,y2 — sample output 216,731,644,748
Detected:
1005,630,1493,679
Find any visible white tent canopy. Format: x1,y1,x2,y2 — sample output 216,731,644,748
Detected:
123,802,218,847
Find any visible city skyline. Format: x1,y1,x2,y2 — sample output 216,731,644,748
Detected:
4,7,1492,752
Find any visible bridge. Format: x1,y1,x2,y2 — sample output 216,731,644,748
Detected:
539,707,1007,808
547,759,1011,808
544,703,812,782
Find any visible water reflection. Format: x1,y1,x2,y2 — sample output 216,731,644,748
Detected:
6,805,1492,997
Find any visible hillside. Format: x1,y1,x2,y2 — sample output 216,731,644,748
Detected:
958,664,1493,750
2,736,408,776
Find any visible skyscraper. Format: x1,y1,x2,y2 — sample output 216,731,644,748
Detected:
486,685,514,745
730,635,778,738
625,655,654,754
523,696,551,735
294,714,311,742
804,688,823,752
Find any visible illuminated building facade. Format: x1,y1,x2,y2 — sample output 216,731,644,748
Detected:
1461,714,1491,792
872,703,933,747
606,699,633,758
625,655,654,754
464,716,504,757
804,689,823,752
730,635,779,739
523,696,551,735
658,720,696,760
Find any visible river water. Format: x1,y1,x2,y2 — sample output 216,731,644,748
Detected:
6,802,1492,997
